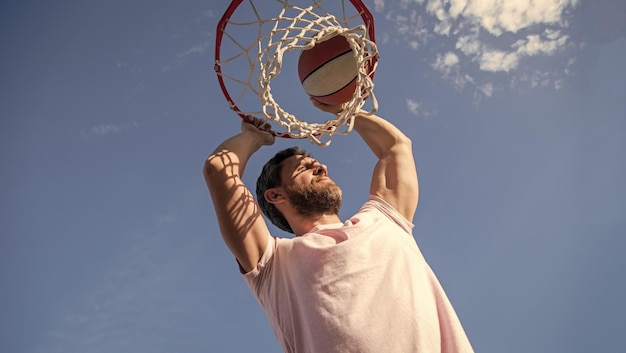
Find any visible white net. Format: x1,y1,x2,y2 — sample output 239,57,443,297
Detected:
215,0,378,146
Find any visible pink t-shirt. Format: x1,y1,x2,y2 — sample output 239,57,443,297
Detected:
243,196,473,353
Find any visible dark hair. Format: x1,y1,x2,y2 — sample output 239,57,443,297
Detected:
256,147,310,233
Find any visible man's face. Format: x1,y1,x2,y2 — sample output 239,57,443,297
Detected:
279,155,342,218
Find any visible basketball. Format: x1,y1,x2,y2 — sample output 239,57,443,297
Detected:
298,35,358,106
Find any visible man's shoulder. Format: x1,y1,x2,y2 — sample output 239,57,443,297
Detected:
356,195,414,233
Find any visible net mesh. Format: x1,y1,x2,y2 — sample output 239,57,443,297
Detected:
216,0,378,146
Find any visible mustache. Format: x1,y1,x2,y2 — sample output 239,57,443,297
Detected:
313,175,332,183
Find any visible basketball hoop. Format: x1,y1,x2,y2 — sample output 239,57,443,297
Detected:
215,0,378,146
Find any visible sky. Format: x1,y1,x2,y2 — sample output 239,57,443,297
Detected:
1,0,625,352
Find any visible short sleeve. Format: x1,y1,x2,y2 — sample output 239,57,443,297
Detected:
360,195,415,234
241,235,277,298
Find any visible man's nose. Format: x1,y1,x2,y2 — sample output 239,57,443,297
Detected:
313,163,328,176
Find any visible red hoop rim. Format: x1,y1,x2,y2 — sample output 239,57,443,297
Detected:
214,0,377,138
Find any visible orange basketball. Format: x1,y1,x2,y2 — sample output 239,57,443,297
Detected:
297,35,358,105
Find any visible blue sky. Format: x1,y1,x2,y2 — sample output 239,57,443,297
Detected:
1,0,625,352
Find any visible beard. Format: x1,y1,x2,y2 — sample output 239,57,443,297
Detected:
285,179,342,218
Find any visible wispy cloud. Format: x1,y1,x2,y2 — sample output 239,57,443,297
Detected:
115,10,215,77
155,212,178,226
33,196,208,353
161,42,211,72
432,51,476,91
375,0,580,95
406,98,433,119
406,98,421,116
81,121,144,137
373,0,385,12
34,233,196,353
477,82,494,97
456,28,571,73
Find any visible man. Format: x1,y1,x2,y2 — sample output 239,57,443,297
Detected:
204,100,473,352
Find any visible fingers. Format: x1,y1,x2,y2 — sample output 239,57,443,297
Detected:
241,116,275,146
242,116,271,131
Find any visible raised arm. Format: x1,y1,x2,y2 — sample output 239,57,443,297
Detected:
310,99,419,221
203,119,275,272
352,110,419,221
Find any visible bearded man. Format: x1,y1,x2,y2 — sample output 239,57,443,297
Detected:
204,101,474,353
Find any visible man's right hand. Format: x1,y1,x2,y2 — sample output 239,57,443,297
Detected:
242,117,275,146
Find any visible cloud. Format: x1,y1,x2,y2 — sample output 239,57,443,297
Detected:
81,121,144,137
435,51,460,69
155,212,178,226
406,98,433,119
478,49,519,72
513,30,569,56
375,0,580,95
161,42,211,72
456,33,482,56
384,8,430,50
116,60,142,75
177,43,209,59
454,28,571,73
33,193,209,353
116,9,214,76
437,0,578,72
477,82,494,97
406,98,421,116
453,0,579,36
373,0,385,12
33,232,196,353
432,51,475,90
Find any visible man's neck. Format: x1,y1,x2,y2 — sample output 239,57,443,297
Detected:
292,213,342,236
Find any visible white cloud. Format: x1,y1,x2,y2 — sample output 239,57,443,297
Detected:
456,34,482,56
448,0,468,18
434,20,453,36
426,0,578,72
432,51,475,90
446,0,579,36
426,0,449,22
162,42,210,72
177,43,209,59
477,82,494,97
406,98,421,116
374,0,385,12
554,79,564,90
406,98,434,119
82,121,143,137
433,51,460,72
383,7,430,50
374,0,580,94
429,0,576,74
513,30,569,56
476,29,570,72
408,40,420,50
479,49,519,72
400,0,426,8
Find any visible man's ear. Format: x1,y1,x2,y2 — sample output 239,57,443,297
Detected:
264,187,285,204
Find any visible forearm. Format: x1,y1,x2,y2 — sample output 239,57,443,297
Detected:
352,110,418,219
205,130,264,179
203,128,272,272
352,111,411,159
